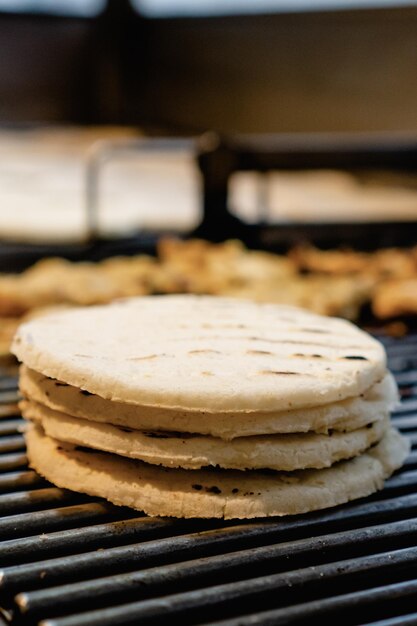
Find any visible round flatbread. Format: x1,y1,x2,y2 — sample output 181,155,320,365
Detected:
20,366,397,438
12,296,386,413
21,399,390,471
25,424,409,519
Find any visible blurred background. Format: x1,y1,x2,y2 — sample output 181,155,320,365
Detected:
0,0,416,256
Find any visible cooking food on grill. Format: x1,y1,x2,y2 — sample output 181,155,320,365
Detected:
0,255,159,317
372,278,417,319
156,238,374,320
13,296,409,518
290,244,417,279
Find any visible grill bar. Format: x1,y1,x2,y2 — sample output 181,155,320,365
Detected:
0,378,18,392
5,501,417,593
0,421,24,436
0,502,136,541
35,556,417,626
4,517,417,612
0,470,44,493
390,400,417,415
0,487,92,517
203,580,417,626
400,452,417,471
0,517,223,567
0,452,27,472
9,490,417,567
0,436,25,454
0,390,19,403
364,470,417,499
9,492,417,618
393,372,417,386
391,415,417,430
405,433,417,447
0,334,415,625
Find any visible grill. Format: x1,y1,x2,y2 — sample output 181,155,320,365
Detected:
0,132,416,626
0,335,414,626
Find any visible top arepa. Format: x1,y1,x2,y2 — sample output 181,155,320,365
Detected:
12,296,386,413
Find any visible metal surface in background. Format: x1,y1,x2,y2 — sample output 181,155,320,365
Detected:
1,131,417,273
0,336,415,625
195,132,417,247
85,136,196,240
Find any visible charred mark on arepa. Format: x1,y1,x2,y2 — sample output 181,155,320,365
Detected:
299,327,331,334
127,354,168,361
293,353,323,359
206,486,222,494
341,355,369,361
203,323,249,329
246,350,274,356
247,337,335,349
143,431,174,439
80,389,93,396
258,370,301,376
188,349,222,355
54,382,69,387
169,335,367,352
191,484,222,494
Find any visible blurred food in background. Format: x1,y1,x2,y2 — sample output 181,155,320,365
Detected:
1,238,417,357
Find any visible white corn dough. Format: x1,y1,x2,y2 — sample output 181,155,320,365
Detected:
12,296,387,412
21,399,390,471
26,424,410,519
17,295,407,520
20,365,397,438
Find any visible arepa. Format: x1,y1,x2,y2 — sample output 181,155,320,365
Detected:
20,365,397,438
12,296,387,412
26,424,409,519
13,296,409,519
21,399,390,471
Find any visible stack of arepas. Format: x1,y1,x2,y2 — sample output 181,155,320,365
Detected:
12,296,409,519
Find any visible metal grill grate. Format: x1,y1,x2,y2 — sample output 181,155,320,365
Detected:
1,336,417,626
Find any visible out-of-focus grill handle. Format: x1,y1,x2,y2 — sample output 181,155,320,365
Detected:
195,132,417,247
